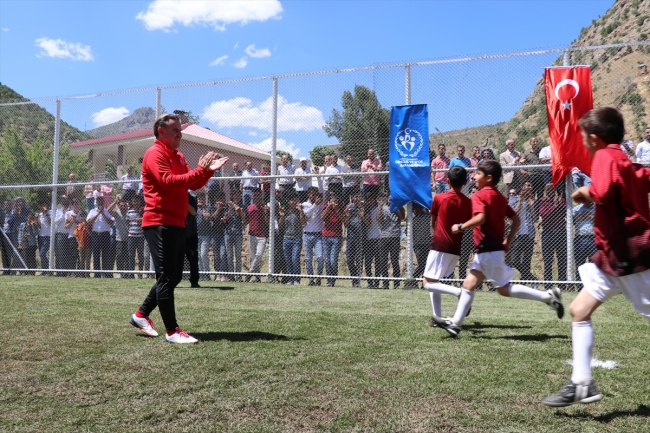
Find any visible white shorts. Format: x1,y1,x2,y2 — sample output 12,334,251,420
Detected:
579,263,650,318
470,251,516,288
423,250,459,280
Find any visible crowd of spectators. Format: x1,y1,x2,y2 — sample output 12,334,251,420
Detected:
3,129,649,286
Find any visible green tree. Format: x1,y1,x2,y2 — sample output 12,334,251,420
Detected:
276,150,293,163
308,145,331,166
323,85,390,163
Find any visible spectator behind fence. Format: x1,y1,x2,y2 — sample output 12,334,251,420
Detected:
468,146,481,189
520,137,545,198
300,186,324,286
294,157,311,204
195,193,211,282
223,190,244,281
345,191,364,288
322,194,347,287
572,167,591,190
538,183,567,287
126,195,145,280
412,203,431,281
341,154,360,205
362,193,381,289
361,149,382,198
634,127,650,163
185,192,200,288
108,196,129,278
74,211,90,276
84,174,95,210
37,199,52,274
500,139,521,193
121,166,139,203
64,199,83,276
87,196,114,278
1,199,12,274
228,162,242,195
573,202,596,271
431,144,450,194
277,154,296,193
211,192,228,281
66,173,83,203
507,181,538,282
245,190,269,283
19,212,39,275
240,161,259,210
539,143,552,185
278,193,302,285
377,196,405,289
54,195,72,275
259,163,271,204
325,154,343,201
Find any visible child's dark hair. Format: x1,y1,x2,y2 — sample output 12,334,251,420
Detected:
448,166,467,188
578,107,625,145
476,160,502,185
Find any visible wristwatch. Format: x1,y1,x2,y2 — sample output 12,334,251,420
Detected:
457,223,464,232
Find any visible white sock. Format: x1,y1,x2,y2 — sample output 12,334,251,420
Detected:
430,292,442,317
452,288,474,326
571,320,594,385
424,282,461,297
507,284,551,303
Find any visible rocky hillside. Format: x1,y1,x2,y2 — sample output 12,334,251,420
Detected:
86,106,157,138
437,0,650,154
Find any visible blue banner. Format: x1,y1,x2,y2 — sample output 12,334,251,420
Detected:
389,104,432,212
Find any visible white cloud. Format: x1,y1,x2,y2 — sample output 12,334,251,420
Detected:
248,131,258,136
35,38,93,61
233,57,248,68
245,44,271,58
2,28,8,32
202,95,325,132
136,0,282,31
250,137,300,158
210,55,228,66
91,107,130,127
233,42,239,49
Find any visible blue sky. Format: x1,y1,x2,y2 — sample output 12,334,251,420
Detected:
0,0,614,158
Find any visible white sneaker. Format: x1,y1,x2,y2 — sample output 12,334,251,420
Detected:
166,327,199,344
129,314,159,337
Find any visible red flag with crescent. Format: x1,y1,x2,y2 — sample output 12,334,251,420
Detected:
544,66,593,184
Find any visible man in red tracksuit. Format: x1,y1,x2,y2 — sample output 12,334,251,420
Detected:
129,113,229,344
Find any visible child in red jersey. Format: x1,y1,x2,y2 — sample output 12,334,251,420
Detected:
423,166,472,324
543,107,650,407
433,160,564,337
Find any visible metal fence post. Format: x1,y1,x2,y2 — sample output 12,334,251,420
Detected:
156,88,162,118
268,77,278,279
405,64,414,282
563,50,575,283
48,99,61,270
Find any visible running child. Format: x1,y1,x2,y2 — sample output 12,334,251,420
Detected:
433,159,564,337
423,166,472,324
543,107,650,407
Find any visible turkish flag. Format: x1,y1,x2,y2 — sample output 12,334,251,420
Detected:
544,66,593,184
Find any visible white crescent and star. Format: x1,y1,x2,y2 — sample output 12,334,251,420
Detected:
555,79,580,110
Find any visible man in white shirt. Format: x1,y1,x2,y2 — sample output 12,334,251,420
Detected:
37,199,52,273
294,157,312,203
300,186,324,286
120,165,138,202
87,196,115,278
341,154,360,205
325,155,342,201
499,139,521,193
240,161,259,210
277,154,296,193
54,195,72,275
635,127,650,163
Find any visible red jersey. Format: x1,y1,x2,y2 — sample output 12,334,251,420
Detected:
430,190,472,255
471,186,515,253
141,140,214,228
247,204,268,237
322,204,343,237
590,144,650,276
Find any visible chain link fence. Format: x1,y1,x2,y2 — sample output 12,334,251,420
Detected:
1,42,649,288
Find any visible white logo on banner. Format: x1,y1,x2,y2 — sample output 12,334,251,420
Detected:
395,128,424,158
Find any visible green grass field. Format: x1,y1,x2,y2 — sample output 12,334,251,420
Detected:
2,277,650,433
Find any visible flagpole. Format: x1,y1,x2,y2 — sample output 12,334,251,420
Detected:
405,64,414,285
563,51,575,285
